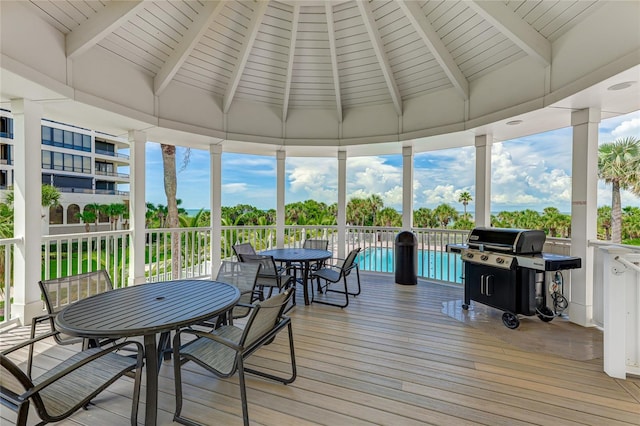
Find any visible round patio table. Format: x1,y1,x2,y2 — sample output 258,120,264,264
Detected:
260,248,332,305
55,280,240,426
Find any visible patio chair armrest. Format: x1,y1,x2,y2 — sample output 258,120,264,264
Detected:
23,340,144,398
29,313,55,338
2,330,60,356
176,328,243,352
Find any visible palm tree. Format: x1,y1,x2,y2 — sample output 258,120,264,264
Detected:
458,191,472,219
598,136,640,243
85,203,103,231
433,203,459,228
75,210,96,233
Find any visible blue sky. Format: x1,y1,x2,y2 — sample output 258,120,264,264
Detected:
145,111,640,213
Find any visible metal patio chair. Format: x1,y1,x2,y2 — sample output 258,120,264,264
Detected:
237,254,295,299
310,247,362,308
1,331,143,426
28,270,117,376
173,288,297,426
232,243,257,260
215,260,262,321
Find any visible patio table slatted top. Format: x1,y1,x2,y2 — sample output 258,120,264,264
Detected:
55,280,239,337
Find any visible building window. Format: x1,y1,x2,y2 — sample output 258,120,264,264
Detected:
42,126,52,145
67,204,80,224
83,134,91,152
63,130,73,149
52,128,63,147
49,205,63,225
1,117,13,138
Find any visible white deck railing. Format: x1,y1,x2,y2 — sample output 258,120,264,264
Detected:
0,237,20,326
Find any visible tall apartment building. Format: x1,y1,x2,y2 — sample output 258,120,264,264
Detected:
0,109,130,235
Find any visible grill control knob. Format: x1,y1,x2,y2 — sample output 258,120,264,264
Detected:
466,253,474,259
496,257,505,264
480,255,489,261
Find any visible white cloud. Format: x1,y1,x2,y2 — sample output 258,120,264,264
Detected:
223,183,249,193
611,117,640,139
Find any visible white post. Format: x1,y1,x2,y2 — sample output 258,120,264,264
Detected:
210,144,223,276
128,130,147,285
276,150,286,248
474,134,492,227
338,150,347,259
570,108,600,327
402,145,414,231
11,98,43,324
601,246,640,378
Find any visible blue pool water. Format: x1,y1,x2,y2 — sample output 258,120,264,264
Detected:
357,247,463,284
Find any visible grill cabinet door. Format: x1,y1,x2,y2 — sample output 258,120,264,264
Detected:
464,263,517,313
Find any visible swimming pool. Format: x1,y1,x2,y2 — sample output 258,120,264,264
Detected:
357,247,463,284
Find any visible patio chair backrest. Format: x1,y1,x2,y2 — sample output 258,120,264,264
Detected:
238,254,279,277
242,289,294,347
39,270,113,315
303,239,329,250
340,248,361,275
216,261,262,318
232,243,257,259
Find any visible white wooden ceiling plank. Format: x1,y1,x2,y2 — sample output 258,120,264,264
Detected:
518,0,556,25
135,4,183,44
392,55,438,76
428,1,467,32
295,29,330,41
216,11,252,40
398,1,468,100
58,0,92,24
105,30,165,69
294,50,332,62
464,45,524,78
334,31,370,48
537,1,595,40
250,40,290,60
98,38,156,75
192,42,237,68
244,57,287,75
72,1,101,20
545,2,599,41
241,64,287,83
336,41,376,58
441,14,488,49
67,0,146,58
234,90,282,105
154,1,225,95
467,0,550,66
341,75,387,90
385,38,429,61
26,1,73,33
147,2,190,36
356,0,402,115
530,1,574,34
436,7,477,41
455,31,506,67
296,22,329,33
126,14,179,50
223,1,270,113
256,23,292,43
180,61,230,83
295,38,332,50
379,22,417,47
202,27,243,52
338,58,383,74
237,79,285,96
186,52,234,77
119,21,171,59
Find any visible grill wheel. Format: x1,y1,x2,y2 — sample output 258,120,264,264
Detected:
501,312,520,329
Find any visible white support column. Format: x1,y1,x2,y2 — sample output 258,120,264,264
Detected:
276,150,286,248
569,108,600,327
128,130,147,285
11,98,43,324
474,134,492,227
210,144,223,276
338,150,347,259
402,145,414,231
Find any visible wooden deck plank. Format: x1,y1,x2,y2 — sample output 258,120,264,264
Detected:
2,272,638,426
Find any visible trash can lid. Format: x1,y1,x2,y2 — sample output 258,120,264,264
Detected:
395,231,417,243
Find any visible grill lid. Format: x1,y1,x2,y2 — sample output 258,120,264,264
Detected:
467,227,546,254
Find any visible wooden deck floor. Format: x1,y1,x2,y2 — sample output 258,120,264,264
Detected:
2,272,639,425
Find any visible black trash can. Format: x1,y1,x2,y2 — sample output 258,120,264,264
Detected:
395,231,417,285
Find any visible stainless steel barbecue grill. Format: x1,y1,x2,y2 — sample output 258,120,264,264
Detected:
447,227,581,329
